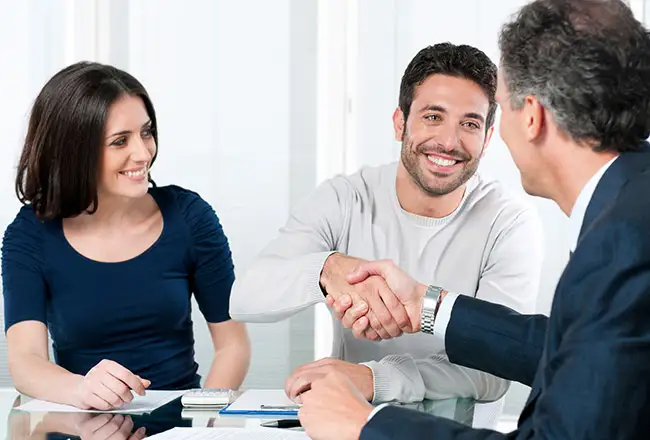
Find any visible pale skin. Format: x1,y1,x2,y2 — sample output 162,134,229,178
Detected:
287,75,494,401
7,94,250,409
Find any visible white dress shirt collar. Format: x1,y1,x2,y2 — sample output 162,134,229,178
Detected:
568,156,618,252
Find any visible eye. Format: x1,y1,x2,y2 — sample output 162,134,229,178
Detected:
424,114,441,121
141,127,154,138
111,136,127,147
462,121,481,130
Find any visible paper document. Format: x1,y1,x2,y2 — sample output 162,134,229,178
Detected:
221,389,300,415
148,427,308,439
16,390,185,414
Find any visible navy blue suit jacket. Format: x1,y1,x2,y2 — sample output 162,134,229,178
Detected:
362,147,650,439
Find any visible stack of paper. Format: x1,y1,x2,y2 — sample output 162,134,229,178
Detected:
16,390,185,414
148,427,308,439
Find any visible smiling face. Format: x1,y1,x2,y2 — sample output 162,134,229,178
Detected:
98,94,157,200
396,74,492,196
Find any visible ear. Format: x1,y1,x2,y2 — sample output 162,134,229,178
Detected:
481,126,495,157
392,107,405,141
523,95,544,141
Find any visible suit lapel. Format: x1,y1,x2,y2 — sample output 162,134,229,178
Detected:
578,146,650,244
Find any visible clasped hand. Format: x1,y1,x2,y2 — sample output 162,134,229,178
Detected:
323,255,427,340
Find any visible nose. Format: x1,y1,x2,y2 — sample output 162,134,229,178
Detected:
129,136,153,164
436,121,460,150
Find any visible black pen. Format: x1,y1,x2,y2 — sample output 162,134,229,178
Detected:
260,419,302,429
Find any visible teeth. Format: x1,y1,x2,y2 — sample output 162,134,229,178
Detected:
427,155,457,167
121,169,146,177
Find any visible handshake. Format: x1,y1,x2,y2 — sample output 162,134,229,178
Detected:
320,253,442,341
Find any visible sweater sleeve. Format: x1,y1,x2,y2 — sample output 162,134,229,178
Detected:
364,207,544,403
229,178,353,322
2,207,48,332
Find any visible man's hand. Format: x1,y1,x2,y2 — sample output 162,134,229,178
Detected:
336,260,429,339
299,372,373,440
321,254,412,339
285,358,374,403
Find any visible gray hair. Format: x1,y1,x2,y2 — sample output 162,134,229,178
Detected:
499,0,650,152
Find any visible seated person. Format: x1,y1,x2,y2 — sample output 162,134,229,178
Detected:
2,62,251,410
230,43,543,416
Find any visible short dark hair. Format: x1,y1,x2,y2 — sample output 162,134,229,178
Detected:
16,61,158,220
499,0,650,152
398,43,497,131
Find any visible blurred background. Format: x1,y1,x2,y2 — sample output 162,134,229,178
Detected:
0,0,646,423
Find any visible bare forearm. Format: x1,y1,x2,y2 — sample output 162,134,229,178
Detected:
203,345,251,389
10,354,83,406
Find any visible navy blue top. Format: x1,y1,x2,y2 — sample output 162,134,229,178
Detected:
1,185,235,390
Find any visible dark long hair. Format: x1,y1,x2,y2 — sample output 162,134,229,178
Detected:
16,61,159,220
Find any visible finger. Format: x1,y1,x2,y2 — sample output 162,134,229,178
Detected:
83,391,114,411
104,362,146,396
366,311,391,340
346,260,390,284
136,376,151,389
377,284,411,333
364,284,402,338
332,295,353,317
92,415,123,440
81,413,113,433
100,373,134,405
363,328,380,341
107,415,134,440
351,316,370,336
129,427,147,440
340,301,368,328
325,295,335,308
93,379,128,409
288,375,315,402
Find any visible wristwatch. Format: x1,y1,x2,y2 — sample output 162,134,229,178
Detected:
421,285,444,335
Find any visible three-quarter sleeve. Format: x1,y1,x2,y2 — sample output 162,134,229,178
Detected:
178,189,235,323
2,207,48,331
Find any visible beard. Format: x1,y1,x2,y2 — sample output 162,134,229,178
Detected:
400,133,481,197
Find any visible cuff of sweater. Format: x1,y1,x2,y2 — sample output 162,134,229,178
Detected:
361,361,399,405
307,251,338,303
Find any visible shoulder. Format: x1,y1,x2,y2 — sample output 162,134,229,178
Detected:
2,205,48,264
318,162,396,204
151,185,219,223
464,174,541,233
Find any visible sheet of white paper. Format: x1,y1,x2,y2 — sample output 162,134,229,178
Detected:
16,390,185,414
148,427,308,440
225,389,300,413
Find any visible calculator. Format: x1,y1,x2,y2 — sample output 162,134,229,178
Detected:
181,389,234,408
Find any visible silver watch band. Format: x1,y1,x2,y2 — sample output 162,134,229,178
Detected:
420,285,442,335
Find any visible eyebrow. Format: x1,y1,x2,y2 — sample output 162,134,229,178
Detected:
419,105,485,124
107,119,152,139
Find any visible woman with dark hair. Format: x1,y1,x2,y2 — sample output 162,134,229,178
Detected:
2,62,251,410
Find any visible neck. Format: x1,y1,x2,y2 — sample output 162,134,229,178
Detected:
77,192,148,228
547,141,618,216
395,161,467,218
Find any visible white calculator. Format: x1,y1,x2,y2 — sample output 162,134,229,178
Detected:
181,389,234,408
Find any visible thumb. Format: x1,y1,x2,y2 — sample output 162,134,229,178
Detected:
346,261,386,284
137,377,151,389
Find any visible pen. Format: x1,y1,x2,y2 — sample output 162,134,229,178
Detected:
260,404,301,410
260,419,302,429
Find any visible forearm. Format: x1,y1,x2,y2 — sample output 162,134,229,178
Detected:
203,343,251,389
10,353,83,406
364,354,509,404
230,251,334,322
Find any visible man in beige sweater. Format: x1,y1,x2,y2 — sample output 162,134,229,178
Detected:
230,43,542,422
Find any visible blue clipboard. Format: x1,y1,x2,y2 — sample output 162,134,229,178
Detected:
219,403,299,416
